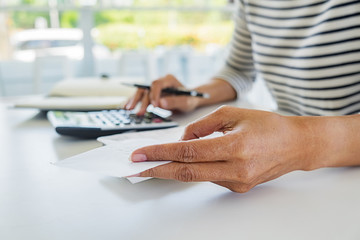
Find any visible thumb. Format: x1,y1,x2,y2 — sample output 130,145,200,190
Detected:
181,105,234,141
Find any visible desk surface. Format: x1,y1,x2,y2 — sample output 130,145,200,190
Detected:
1,99,360,240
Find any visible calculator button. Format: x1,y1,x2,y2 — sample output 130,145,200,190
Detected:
153,118,163,123
122,119,131,124
144,118,152,124
111,120,121,125
162,118,172,122
144,112,154,119
134,118,143,124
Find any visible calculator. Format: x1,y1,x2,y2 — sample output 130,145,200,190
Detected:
47,107,178,138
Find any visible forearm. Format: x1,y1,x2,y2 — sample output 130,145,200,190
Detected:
193,78,237,108
293,114,360,170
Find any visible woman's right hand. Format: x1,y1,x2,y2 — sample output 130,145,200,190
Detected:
125,74,200,115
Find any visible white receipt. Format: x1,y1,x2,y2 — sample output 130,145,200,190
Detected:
97,126,185,145
54,138,171,182
55,127,223,183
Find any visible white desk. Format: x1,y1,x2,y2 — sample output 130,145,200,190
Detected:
1,98,360,240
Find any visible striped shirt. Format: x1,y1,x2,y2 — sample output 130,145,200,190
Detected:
215,0,360,116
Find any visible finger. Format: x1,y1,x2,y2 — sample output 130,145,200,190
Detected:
150,75,182,107
181,105,236,141
131,136,232,163
137,90,150,116
126,89,145,110
139,161,230,182
124,99,131,110
159,96,190,111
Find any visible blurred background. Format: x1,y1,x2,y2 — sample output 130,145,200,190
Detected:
0,0,274,108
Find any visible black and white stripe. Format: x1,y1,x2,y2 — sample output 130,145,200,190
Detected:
215,0,360,116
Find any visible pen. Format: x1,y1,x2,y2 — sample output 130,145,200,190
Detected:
122,83,210,99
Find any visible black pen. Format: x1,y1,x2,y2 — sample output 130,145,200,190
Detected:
122,83,210,99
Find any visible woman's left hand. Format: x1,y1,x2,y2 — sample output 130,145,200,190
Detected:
130,106,322,193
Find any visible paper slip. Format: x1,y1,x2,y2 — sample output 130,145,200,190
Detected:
98,126,223,146
55,127,224,183
54,138,171,181
97,126,185,145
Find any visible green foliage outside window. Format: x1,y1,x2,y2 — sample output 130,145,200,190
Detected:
9,0,234,51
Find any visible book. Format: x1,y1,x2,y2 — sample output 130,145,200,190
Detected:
13,77,141,111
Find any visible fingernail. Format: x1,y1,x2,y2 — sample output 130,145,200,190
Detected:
151,101,157,107
131,154,147,162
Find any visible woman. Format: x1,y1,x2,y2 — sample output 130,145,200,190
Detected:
126,0,360,192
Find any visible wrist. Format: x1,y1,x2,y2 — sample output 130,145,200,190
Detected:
291,115,360,171
193,79,237,108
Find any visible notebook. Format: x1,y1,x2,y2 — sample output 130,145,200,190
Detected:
12,77,140,111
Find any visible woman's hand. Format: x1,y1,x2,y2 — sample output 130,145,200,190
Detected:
125,74,199,115
130,106,342,193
